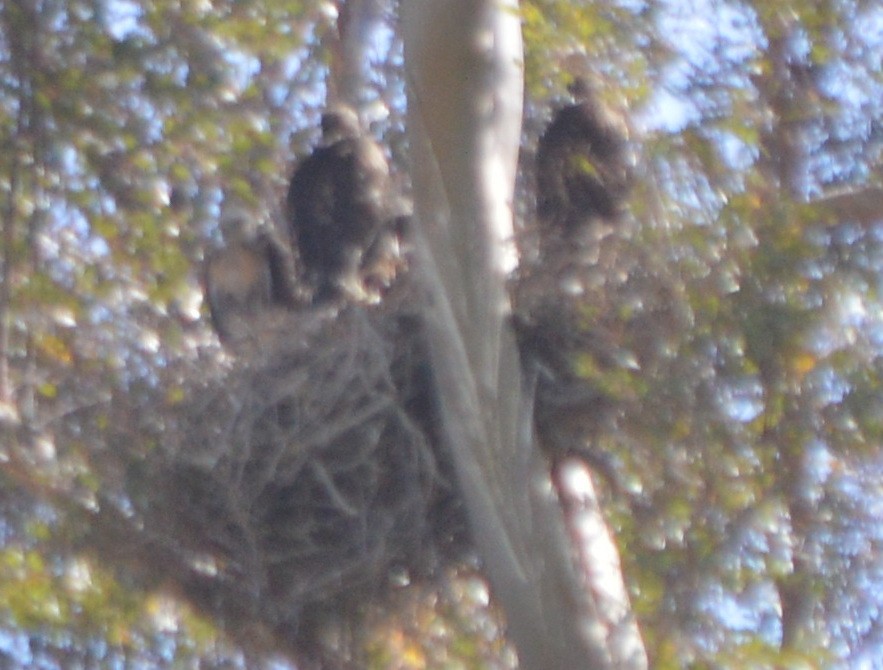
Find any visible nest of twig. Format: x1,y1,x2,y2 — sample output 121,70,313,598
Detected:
93,284,469,666
511,220,691,488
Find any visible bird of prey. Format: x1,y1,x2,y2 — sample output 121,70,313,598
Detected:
536,79,633,236
286,105,392,304
203,207,298,347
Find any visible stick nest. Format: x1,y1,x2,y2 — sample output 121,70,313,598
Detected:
99,287,469,665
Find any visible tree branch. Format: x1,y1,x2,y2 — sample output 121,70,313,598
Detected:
809,186,883,228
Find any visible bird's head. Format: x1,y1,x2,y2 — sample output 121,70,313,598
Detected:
320,105,362,144
567,75,594,102
218,204,261,244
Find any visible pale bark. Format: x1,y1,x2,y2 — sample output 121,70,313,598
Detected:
401,2,647,667
329,0,384,108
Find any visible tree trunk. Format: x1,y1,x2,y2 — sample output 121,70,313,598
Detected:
401,2,647,668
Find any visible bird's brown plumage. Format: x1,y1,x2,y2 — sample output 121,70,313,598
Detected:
286,106,391,304
536,84,632,235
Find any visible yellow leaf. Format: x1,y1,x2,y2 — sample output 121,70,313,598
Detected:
790,351,816,378
38,382,58,399
38,334,73,365
165,386,186,405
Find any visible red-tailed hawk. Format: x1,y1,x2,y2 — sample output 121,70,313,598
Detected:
536,80,632,235
203,208,298,347
286,106,393,304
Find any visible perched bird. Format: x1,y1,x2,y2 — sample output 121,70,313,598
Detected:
536,79,633,236
203,207,298,347
286,106,391,304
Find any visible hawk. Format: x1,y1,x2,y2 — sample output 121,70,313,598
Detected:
536,79,632,235
203,207,298,347
286,106,392,304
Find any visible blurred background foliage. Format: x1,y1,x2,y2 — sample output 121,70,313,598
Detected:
0,0,880,667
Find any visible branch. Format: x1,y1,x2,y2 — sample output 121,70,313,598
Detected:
809,186,883,228
328,0,384,106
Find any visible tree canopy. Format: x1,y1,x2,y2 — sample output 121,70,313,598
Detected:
0,0,881,668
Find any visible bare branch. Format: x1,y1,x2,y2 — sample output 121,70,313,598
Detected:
810,186,883,228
